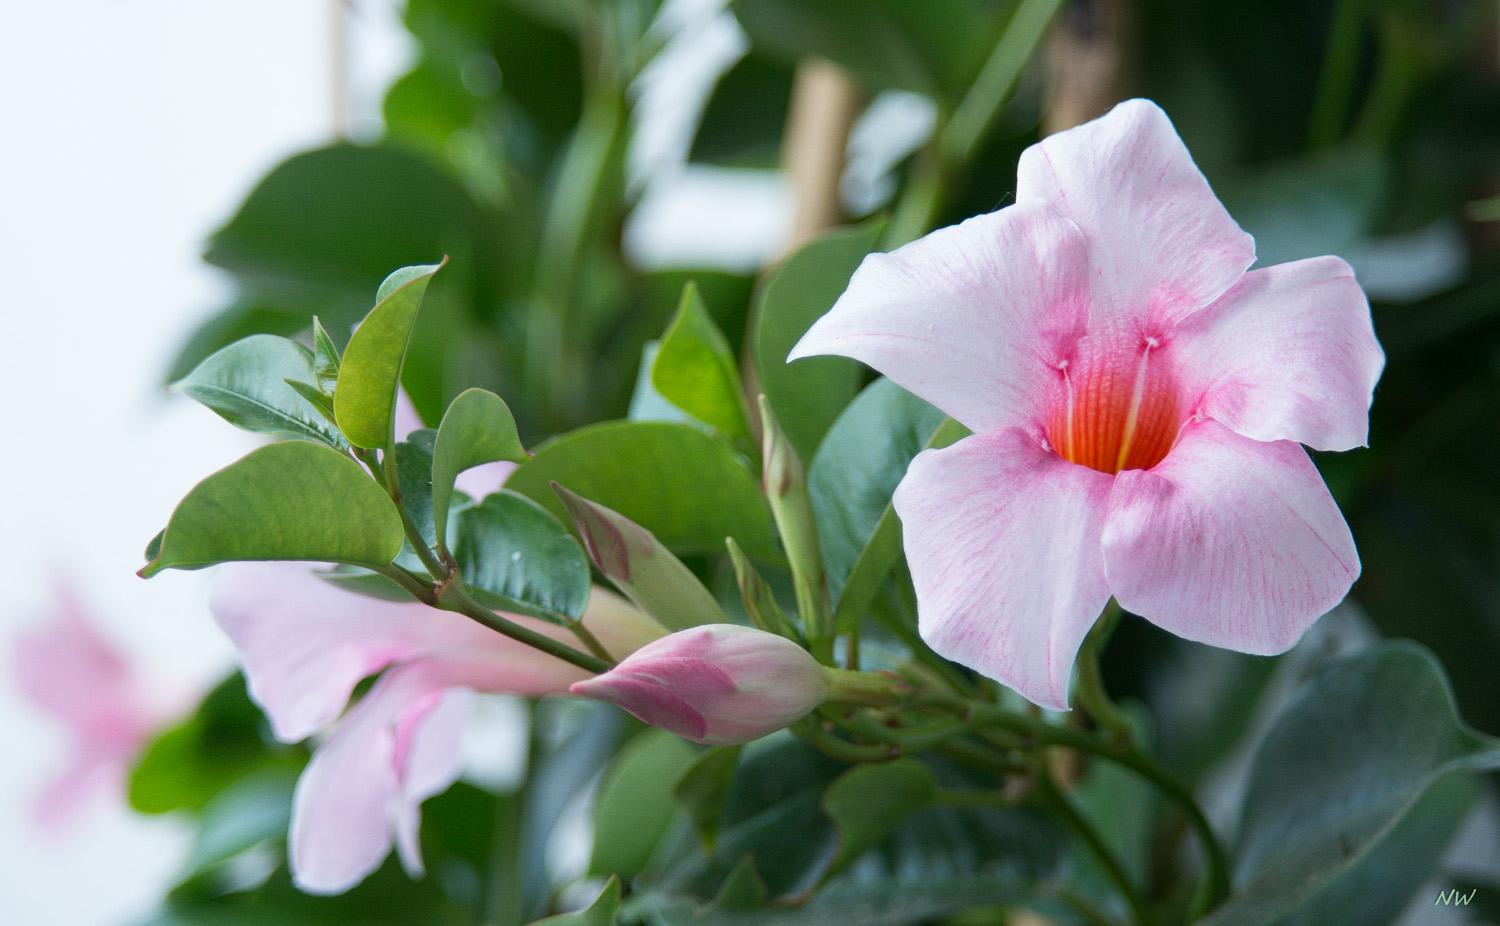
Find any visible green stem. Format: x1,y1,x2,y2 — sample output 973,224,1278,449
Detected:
792,717,900,762
375,564,436,603
1306,0,1368,148
883,144,946,250
1352,21,1421,147
438,584,611,675
973,705,1231,909
1075,600,1133,745
940,0,1066,165
1035,773,1151,926
568,619,616,666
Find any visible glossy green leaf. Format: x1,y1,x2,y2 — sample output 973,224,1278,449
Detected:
140,441,403,577
506,421,774,557
754,222,881,461
170,334,347,449
808,378,946,606
652,282,752,449
283,378,338,424
334,261,445,449
829,416,968,633
432,387,528,543
395,429,437,548
1199,641,1500,926
590,729,699,880
312,316,341,392
673,745,742,852
452,490,591,622
645,738,1066,920
820,758,937,873
129,673,302,815
528,877,621,926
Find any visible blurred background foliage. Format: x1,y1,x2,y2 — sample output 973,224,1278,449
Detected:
143,0,1500,922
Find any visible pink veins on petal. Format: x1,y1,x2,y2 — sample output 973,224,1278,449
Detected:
790,98,1384,710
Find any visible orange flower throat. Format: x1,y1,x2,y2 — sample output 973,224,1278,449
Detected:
1045,337,1182,475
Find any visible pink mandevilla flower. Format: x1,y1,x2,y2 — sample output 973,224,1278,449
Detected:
211,563,668,894
570,624,832,745
790,99,1384,710
10,583,174,830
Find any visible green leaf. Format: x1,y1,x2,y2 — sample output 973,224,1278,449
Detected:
808,378,946,606
641,738,1066,921
505,421,774,557
629,341,697,425
1199,641,1500,926
179,767,298,884
672,745,742,852
452,490,591,622
170,334,348,449
334,261,445,449
528,877,621,926
730,0,1013,103
754,222,881,461
283,378,338,424
395,429,437,548
590,729,699,880
820,758,937,873
709,856,770,912
129,673,302,815
828,416,968,633
651,282,752,449
312,316,341,392
432,388,528,543
140,441,403,577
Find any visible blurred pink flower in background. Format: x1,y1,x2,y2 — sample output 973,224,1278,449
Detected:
9,583,177,830
792,99,1384,710
212,564,667,894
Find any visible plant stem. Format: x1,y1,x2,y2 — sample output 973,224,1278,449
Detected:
1034,772,1151,926
437,583,611,675
1074,600,1133,745
973,705,1231,909
941,0,1066,165
568,619,615,665
1306,0,1369,148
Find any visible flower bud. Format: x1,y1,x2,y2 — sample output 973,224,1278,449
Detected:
552,483,728,631
569,625,831,745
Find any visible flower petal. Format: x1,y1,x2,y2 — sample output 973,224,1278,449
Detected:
893,429,1114,709
210,563,479,741
1103,420,1359,654
213,565,667,743
390,685,473,877
1173,256,1384,451
789,199,1092,433
1017,99,1255,328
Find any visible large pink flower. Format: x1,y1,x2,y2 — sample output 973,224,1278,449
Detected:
789,99,1383,710
211,563,667,894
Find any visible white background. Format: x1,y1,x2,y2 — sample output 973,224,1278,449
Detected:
0,2,408,922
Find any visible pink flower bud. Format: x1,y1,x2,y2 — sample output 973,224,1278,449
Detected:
569,625,831,745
